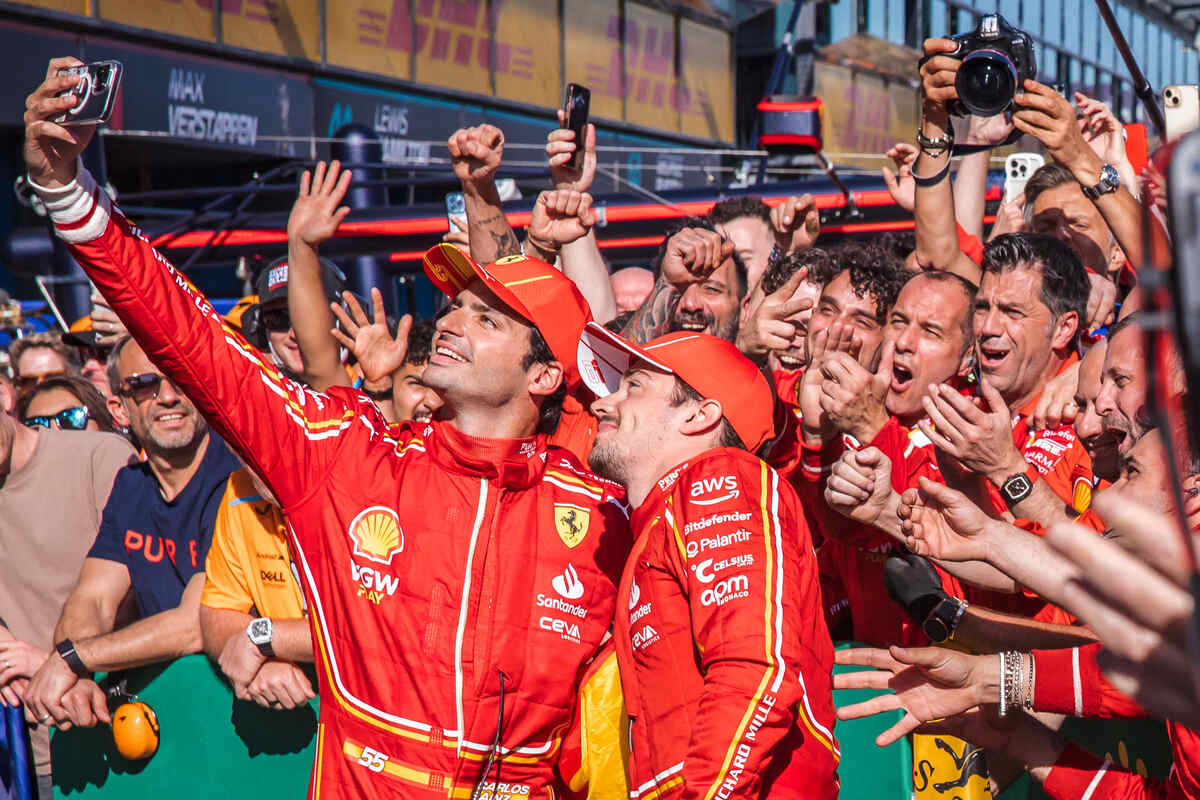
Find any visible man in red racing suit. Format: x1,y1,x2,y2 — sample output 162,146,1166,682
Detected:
24,67,630,800
578,326,839,799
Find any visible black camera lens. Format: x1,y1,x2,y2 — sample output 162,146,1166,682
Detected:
955,49,1018,117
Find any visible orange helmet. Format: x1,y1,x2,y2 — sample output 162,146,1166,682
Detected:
112,701,159,760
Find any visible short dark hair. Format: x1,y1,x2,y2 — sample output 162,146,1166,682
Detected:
669,377,743,450
706,195,772,227
1023,163,1076,214
982,234,1089,329
106,335,136,396
827,242,908,322
403,318,436,367
522,326,567,436
901,270,977,346
761,248,835,296
653,216,748,300
17,373,117,434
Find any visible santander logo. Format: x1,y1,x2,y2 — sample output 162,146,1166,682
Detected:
552,563,585,600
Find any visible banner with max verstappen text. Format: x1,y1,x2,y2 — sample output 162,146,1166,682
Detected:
85,40,314,155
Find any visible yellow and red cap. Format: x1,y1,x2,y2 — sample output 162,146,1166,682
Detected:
577,324,776,452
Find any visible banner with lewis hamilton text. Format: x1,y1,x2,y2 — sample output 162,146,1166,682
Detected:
83,40,314,156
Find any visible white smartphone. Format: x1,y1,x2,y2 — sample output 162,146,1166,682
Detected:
1164,85,1200,142
1004,153,1045,204
445,192,466,234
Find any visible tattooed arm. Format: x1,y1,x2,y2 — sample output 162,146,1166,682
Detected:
448,124,521,262
620,225,733,345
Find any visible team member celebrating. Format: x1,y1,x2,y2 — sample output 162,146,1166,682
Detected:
579,327,839,799
24,59,630,800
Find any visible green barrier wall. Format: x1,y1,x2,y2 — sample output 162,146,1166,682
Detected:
51,656,317,798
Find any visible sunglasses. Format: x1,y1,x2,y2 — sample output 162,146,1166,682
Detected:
24,406,90,431
15,371,67,394
261,308,291,333
120,373,172,404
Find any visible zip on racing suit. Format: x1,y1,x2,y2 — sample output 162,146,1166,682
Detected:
614,447,840,800
34,165,632,800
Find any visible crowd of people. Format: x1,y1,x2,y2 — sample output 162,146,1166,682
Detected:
0,43,1197,799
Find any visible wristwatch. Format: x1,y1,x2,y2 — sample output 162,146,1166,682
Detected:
246,617,275,657
922,596,968,643
999,470,1037,509
1082,163,1120,200
54,638,91,678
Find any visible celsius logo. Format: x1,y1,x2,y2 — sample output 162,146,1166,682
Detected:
628,581,641,610
693,559,717,584
552,564,585,600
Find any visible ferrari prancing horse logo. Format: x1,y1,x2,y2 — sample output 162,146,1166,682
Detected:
554,504,590,549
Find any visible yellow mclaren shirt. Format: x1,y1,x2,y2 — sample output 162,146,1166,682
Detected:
201,468,304,619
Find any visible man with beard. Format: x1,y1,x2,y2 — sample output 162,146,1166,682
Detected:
22,336,238,729
621,220,746,344
578,325,839,800
25,59,630,798
1072,339,1119,485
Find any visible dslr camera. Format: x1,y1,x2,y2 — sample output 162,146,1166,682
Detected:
946,14,1036,117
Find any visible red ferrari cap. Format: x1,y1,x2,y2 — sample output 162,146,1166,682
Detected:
577,324,776,452
422,243,593,391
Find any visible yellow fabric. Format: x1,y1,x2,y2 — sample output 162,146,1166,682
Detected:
568,647,630,800
912,734,993,800
201,468,304,619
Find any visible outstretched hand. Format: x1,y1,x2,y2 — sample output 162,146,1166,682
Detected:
288,160,353,249
770,194,820,253
330,288,412,385
834,646,995,746
899,476,994,562
527,189,596,251
448,125,504,189
24,57,97,188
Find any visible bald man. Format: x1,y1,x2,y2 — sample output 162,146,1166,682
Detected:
610,267,655,313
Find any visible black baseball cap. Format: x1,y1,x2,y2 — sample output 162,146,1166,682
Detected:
255,255,347,307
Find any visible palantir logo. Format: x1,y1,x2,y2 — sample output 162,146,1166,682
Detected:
552,563,584,600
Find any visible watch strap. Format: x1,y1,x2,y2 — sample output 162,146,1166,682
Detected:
55,638,90,678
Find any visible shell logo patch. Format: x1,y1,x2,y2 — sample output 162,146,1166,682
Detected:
1072,475,1093,513
348,506,405,565
554,504,590,549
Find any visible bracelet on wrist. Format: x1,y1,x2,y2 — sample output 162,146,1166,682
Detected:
916,123,954,156
523,234,559,261
360,381,393,401
912,159,952,188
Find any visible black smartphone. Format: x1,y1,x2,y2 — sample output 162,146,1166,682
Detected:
54,61,123,126
562,83,591,171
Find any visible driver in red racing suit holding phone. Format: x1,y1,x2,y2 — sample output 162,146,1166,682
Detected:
23,59,630,800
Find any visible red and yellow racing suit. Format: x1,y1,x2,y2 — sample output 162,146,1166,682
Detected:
37,166,631,800
614,447,839,800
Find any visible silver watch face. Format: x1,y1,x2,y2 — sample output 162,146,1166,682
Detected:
249,618,271,642
1100,164,1120,190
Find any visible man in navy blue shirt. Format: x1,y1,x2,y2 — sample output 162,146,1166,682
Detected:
22,337,237,730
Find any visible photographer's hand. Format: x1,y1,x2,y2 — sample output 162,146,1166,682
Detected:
918,39,961,128
1013,80,1100,179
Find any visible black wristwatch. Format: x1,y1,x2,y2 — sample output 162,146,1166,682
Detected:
999,470,1036,509
1082,163,1120,201
922,596,968,643
55,638,91,678
247,617,275,658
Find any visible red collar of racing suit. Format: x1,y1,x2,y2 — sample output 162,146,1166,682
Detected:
420,420,548,489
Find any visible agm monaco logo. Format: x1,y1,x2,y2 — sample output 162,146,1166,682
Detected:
347,506,405,565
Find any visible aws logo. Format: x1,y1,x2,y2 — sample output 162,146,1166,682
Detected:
347,507,404,565
689,475,739,506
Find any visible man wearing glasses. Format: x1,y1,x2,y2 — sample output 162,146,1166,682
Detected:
246,255,347,382
7,332,80,397
0,362,133,799
21,335,238,733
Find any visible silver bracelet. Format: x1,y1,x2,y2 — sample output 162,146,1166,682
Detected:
1024,652,1036,710
998,652,1008,717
